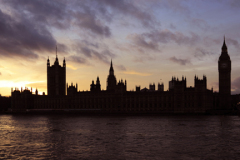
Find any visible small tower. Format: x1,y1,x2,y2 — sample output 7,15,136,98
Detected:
47,57,50,67
90,80,95,92
63,57,66,67
107,60,117,91
96,76,101,91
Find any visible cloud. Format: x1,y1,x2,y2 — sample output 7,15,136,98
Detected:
232,77,240,94
133,55,156,63
194,48,215,59
226,38,240,49
73,11,111,37
144,29,200,45
0,2,75,60
72,41,116,64
128,34,159,51
190,18,211,30
68,55,87,64
96,0,156,27
169,23,176,30
128,29,200,53
163,0,191,14
0,9,57,59
116,65,126,71
0,72,1,75
169,56,191,65
123,70,152,76
2,0,71,29
66,64,78,70
227,0,240,8
81,40,99,49
2,0,112,39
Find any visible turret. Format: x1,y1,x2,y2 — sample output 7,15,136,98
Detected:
90,80,95,92
96,77,101,91
35,88,38,95
63,57,66,67
47,57,50,67
96,76,100,84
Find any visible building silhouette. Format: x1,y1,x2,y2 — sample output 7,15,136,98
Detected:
9,38,239,113
218,37,231,109
47,47,66,96
107,60,117,91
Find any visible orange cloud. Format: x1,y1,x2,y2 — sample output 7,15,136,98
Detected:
122,70,152,76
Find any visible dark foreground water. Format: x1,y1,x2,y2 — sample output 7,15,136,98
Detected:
1,115,240,160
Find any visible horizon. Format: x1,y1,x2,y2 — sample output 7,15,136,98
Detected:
0,0,240,96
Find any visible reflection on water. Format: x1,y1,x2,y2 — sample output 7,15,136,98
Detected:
1,115,240,159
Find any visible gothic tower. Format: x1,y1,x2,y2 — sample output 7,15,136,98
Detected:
218,37,231,109
47,47,66,96
107,60,117,91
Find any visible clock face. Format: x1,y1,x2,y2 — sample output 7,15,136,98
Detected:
221,63,227,68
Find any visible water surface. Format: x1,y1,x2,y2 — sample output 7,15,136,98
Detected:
1,115,240,159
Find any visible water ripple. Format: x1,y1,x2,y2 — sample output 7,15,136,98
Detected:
0,115,240,159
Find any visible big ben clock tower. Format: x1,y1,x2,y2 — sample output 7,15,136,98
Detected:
218,37,231,109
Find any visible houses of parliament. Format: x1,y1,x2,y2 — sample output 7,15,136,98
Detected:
4,39,240,113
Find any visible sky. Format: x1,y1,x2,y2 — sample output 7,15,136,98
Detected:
0,0,240,96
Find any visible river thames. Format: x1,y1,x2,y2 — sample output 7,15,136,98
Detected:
1,114,240,159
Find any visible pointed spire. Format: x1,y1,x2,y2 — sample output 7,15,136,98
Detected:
219,36,230,61
109,59,114,75
54,45,59,65
222,36,227,52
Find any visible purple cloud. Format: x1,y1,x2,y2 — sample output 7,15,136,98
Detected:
116,65,126,71
169,56,191,65
128,34,159,51
68,55,87,64
194,48,215,59
0,9,57,59
72,41,116,64
144,30,200,45
232,77,240,94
